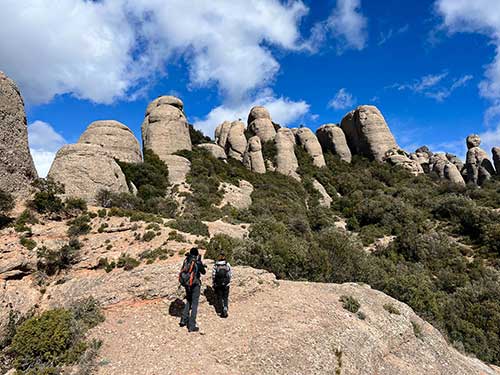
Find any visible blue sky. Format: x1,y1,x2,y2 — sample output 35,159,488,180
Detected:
1,0,500,176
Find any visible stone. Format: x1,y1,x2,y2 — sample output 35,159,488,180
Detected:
226,121,247,161
411,146,433,173
295,127,326,167
316,124,352,163
162,155,191,185
430,153,465,186
198,143,227,160
464,135,495,185
47,144,129,203
146,95,184,114
275,128,300,180
444,163,466,186
340,105,399,162
247,106,276,143
312,179,332,208
243,136,266,174
493,147,500,175
218,180,254,210
214,121,233,149
142,96,192,159
0,71,38,196
78,120,142,163
466,134,481,149
384,149,424,175
446,153,464,172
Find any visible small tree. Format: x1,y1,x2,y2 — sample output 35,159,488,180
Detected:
29,178,65,214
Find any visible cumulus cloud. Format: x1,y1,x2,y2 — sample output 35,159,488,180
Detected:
0,0,309,105
193,91,310,137
28,121,66,177
328,88,356,110
326,0,368,53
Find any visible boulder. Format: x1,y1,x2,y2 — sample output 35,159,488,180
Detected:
411,146,433,173
218,180,254,210
198,143,227,160
141,96,192,159
444,163,466,186
384,149,424,175
78,120,142,163
243,136,266,174
275,128,299,180
215,121,233,149
146,95,184,114
464,135,495,185
340,105,398,162
493,147,500,175
295,127,326,168
312,179,332,208
47,144,129,203
446,153,464,172
226,121,247,161
0,71,38,196
316,124,352,163
247,106,276,143
161,155,191,185
430,153,465,186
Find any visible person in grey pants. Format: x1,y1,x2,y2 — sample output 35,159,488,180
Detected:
179,248,206,332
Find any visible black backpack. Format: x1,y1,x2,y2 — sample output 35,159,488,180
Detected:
214,262,231,287
179,256,198,288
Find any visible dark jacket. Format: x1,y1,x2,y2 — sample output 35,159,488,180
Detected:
184,255,206,285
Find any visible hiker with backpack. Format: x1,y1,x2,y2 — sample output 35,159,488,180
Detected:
179,247,206,332
212,254,232,318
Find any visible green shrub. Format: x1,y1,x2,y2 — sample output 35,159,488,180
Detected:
29,179,65,214
97,258,116,273
70,297,105,330
383,303,401,315
20,236,37,250
97,209,107,218
67,214,92,237
116,254,140,270
205,234,244,263
170,216,209,236
189,124,212,145
14,209,38,232
64,197,87,212
37,240,81,275
0,188,14,215
142,231,156,242
412,321,423,339
340,295,360,313
168,230,186,242
139,247,170,263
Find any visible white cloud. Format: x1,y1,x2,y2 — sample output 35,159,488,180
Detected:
327,0,368,52
28,121,66,177
391,72,473,102
0,0,309,105
193,91,310,137
378,24,409,46
328,88,356,110
479,124,500,155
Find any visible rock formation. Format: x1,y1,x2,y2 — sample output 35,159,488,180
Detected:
198,143,227,160
218,180,254,210
295,127,326,168
141,95,192,158
243,136,266,174
429,153,465,186
446,153,464,172
0,71,37,196
384,149,424,175
275,128,299,180
493,147,500,175
340,105,398,162
247,106,276,143
410,146,433,173
226,121,247,161
47,144,129,203
78,120,142,163
465,134,495,185
316,124,352,163
312,179,332,208
214,121,232,149
161,155,191,185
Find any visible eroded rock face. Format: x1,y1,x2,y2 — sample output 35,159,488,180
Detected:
446,153,464,172
215,121,233,149
142,96,192,158
78,120,142,163
197,143,227,160
295,127,326,168
161,155,191,185
218,180,254,210
243,136,266,174
493,147,500,175
0,71,38,196
430,153,465,186
47,144,129,203
384,149,424,175
247,106,276,143
226,121,247,161
312,179,332,208
316,124,352,163
465,135,495,185
275,128,299,180
340,105,398,162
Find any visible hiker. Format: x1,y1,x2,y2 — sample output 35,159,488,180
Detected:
212,254,232,318
179,247,206,332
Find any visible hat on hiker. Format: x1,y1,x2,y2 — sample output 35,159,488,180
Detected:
190,247,199,256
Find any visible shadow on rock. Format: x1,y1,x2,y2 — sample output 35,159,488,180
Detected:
168,298,185,317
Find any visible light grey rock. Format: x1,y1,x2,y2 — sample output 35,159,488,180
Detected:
218,180,254,210
47,144,129,203
312,179,332,208
464,135,495,185
146,95,184,114
162,155,191,185
198,143,227,160
316,124,352,163
226,121,247,161
243,136,266,174
384,149,424,175
0,71,37,196
78,120,142,163
275,128,299,180
466,134,481,149
247,106,276,143
215,120,233,149
446,153,464,172
247,106,271,124
295,127,326,168
430,153,465,186
340,105,398,162
493,147,500,175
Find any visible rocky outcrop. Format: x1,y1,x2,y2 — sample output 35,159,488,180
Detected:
78,120,142,163
493,147,500,175
243,136,266,174
218,180,254,210
312,179,332,208
0,71,38,196
247,106,276,143
410,146,433,173
226,121,247,161
430,153,465,186
141,95,192,158
446,153,464,172
316,124,352,163
198,143,227,160
340,105,398,162
162,155,191,185
275,128,299,180
384,149,424,175
214,121,232,149
295,127,326,168
47,144,129,203
465,134,495,185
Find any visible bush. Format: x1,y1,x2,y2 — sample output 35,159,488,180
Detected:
97,258,116,273
0,188,14,215
142,231,156,242
67,214,92,237
383,303,401,315
205,234,244,263
64,197,87,212
170,216,209,236
189,124,212,145
29,179,65,214
14,210,39,232
37,240,81,275
340,295,360,313
116,254,140,270
20,236,37,250
139,247,170,263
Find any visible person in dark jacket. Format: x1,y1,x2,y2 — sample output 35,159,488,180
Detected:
212,253,232,318
179,247,206,332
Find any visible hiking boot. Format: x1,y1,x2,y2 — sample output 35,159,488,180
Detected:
222,307,228,318
188,326,200,333
179,320,187,327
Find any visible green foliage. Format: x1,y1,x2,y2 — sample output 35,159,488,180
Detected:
340,295,361,313
29,179,65,214
116,254,140,270
412,321,423,339
20,236,37,250
261,140,277,164
97,190,177,218
205,234,245,263
139,247,171,263
168,230,186,242
142,230,156,242
169,216,209,236
97,209,107,218
67,214,92,237
64,197,87,212
14,209,39,233
37,240,81,275
97,257,116,273
383,303,401,315
0,188,14,214
189,124,212,145
69,297,105,330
